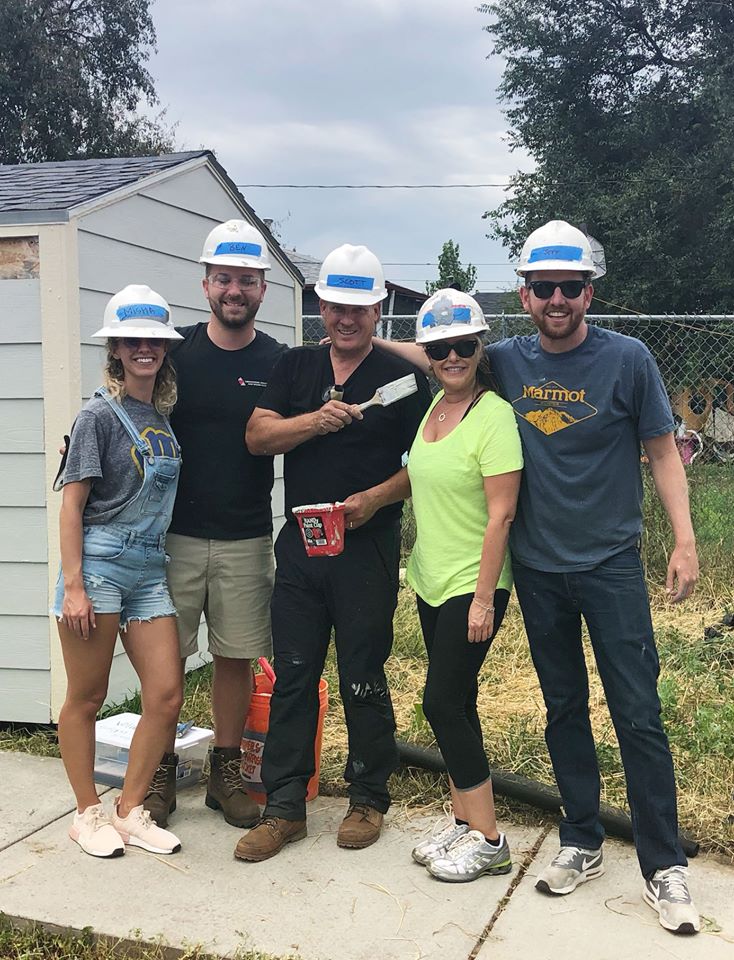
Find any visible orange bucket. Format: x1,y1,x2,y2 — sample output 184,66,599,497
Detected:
240,665,329,805
292,502,345,557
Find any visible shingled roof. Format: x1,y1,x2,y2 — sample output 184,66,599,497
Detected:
0,151,208,218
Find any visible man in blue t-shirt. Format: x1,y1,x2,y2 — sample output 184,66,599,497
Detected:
489,220,700,935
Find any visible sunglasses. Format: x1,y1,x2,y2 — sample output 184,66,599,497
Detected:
424,339,479,361
526,279,588,300
119,337,164,349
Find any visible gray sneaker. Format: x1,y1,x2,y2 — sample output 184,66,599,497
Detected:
428,830,512,883
536,845,604,895
412,814,469,866
643,866,700,934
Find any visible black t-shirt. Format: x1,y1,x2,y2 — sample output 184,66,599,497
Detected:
168,323,288,539
257,345,431,531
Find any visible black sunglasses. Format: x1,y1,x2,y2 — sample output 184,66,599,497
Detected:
526,280,588,300
120,337,164,349
424,339,479,361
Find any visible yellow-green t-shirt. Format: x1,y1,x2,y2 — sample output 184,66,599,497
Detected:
406,389,523,606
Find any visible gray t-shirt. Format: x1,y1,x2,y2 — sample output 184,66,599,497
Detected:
62,394,180,525
488,326,674,572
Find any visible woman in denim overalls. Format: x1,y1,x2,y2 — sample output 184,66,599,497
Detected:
54,285,185,859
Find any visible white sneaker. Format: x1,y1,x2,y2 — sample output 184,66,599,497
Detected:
428,830,512,883
112,801,181,854
412,813,469,866
643,866,700,934
535,845,604,895
69,803,124,858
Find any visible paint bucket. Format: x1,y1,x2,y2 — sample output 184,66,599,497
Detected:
292,502,345,557
240,666,329,805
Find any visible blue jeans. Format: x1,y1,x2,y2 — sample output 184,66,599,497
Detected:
513,547,686,879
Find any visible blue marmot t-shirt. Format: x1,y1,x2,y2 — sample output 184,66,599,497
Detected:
488,326,674,572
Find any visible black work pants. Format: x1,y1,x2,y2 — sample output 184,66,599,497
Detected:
262,521,400,821
417,589,510,790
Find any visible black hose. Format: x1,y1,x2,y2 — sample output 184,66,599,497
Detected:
396,740,699,858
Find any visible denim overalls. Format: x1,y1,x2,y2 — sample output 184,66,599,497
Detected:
53,388,181,629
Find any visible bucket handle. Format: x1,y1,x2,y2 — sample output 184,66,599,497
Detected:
258,657,276,684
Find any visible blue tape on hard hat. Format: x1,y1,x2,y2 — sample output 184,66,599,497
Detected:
421,311,436,327
451,307,471,322
116,303,168,321
326,274,375,291
528,244,583,264
213,241,262,257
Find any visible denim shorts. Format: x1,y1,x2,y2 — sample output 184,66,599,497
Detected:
53,525,177,629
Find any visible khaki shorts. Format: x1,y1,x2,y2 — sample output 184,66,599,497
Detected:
166,533,274,660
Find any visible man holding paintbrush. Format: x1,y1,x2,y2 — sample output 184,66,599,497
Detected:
237,244,430,861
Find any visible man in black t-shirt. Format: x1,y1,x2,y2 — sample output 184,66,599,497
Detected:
235,244,431,862
144,220,287,831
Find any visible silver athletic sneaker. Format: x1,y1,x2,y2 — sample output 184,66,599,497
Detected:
427,830,512,883
643,866,700,934
535,845,604,895
411,813,469,866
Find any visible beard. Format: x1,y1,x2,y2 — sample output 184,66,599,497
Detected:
531,306,585,342
210,297,260,329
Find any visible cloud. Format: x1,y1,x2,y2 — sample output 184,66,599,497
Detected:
149,0,526,290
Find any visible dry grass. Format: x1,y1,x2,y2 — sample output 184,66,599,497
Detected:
318,582,734,860
2,582,731,860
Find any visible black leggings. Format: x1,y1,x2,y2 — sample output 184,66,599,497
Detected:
417,589,510,791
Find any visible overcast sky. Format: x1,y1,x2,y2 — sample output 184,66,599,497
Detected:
149,0,531,294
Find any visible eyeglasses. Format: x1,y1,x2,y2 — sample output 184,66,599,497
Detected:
526,280,588,300
424,339,479,361
119,337,164,349
207,274,262,291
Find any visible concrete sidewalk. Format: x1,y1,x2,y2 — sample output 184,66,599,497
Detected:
0,752,732,960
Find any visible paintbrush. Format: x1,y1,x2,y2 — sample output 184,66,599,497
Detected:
357,374,418,411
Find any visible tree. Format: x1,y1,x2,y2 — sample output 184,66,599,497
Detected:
480,0,734,318
0,0,174,164
426,240,477,295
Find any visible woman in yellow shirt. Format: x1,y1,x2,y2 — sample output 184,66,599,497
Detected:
406,290,523,882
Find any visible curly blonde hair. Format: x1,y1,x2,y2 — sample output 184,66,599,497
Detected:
103,339,178,417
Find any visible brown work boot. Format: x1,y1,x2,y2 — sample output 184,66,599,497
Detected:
143,752,178,828
337,803,384,849
234,816,307,862
205,746,260,828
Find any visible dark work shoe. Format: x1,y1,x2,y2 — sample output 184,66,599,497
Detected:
234,816,307,862
205,747,260,828
143,752,178,828
337,804,383,849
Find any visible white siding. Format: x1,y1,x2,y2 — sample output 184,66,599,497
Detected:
0,279,41,342
0,400,44,452
1,562,47,616
0,272,50,722
0,454,46,505
80,342,107,399
0,616,50,670
0,668,51,723
0,344,43,398
141,165,249,226
0,508,47,562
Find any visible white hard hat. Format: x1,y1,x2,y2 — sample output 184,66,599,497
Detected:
516,220,604,278
200,219,272,270
92,285,182,340
315,244,388,305
416,289,488,345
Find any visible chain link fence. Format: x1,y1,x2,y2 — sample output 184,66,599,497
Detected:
304,313,734,570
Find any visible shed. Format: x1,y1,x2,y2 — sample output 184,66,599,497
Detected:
0,150,302,723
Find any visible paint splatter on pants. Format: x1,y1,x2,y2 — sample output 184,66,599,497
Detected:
262,521,400,821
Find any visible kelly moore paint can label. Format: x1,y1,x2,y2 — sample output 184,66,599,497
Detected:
292,502,346,557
